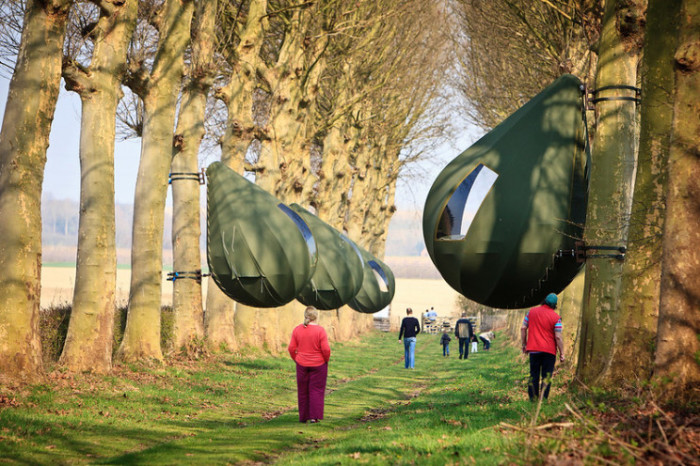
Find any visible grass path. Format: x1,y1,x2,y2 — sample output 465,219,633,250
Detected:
0,331,568,465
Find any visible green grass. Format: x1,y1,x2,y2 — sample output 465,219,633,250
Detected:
0,332,571,464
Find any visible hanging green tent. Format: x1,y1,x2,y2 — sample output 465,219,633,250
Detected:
348,245,396,314
422,74,589,309
206,162,318,307
289,204,365,310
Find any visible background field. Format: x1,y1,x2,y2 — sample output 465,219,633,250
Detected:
40,263,462,331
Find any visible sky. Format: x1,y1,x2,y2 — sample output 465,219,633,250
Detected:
0,77,482,212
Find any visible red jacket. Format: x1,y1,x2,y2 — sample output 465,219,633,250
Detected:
288,323,331,367
523,305,562,355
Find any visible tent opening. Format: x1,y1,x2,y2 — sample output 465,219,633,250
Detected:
436,163,498,240
369,261,389,292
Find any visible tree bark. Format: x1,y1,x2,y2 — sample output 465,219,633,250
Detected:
316,120,355,229
204,285,237,351
576,0,644,385
170,0,218,354
59,0,138,374
117,0,194,363
0,0,72,383
654,0,700,398
602,0,682,387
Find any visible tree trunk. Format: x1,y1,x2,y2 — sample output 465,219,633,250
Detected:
170,0,218,354
602,0,682,387
317,122,354,229
576,0,644,384
0,0,72,383
59,0,138,373
346,145,372,243
204,0,268,351
558,272,585,364
654,0,700,398
256,5,310,198
117,0,194,363
204,285,237,351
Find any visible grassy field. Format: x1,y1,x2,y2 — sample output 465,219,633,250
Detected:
0,331,573,465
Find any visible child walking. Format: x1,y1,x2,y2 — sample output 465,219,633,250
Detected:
471,334,478,354
441,330,452,357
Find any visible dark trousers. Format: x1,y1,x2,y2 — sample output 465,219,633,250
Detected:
458,337,470,358
296,362,328,422
528,353,556,401
479,336,491,350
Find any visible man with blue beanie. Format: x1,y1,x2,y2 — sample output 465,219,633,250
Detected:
520,293,565,401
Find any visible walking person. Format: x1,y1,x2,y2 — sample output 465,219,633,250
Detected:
398,308,420,369
454,312,474,360
521,293,565,401
440,329,451,357
288,306,331,423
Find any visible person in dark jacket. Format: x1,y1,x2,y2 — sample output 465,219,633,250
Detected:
521,293,565,401
454,312,474,360
440,329,452,357
398,308,420,369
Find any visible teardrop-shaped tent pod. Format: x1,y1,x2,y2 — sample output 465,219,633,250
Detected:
348,245,396,314
206,162,318,307
423,74,588,309
289,204,365,310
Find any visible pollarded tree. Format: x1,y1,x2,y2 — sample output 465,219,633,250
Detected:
654,0,700,399
576,0,646,385
169,0,219,354
344,0,451,255
317,0,451,244
314,0,414,229
254,0,332,200
602,0,682,388
59,0,138,373
204,0,270,352
117,0,194,363
0,0,73,383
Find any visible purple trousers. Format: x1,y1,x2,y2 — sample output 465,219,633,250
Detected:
296,362,328,422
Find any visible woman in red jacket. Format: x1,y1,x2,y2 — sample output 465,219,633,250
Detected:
288,306,331,423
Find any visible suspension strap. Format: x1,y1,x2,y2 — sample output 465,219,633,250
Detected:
167,270,210,283
585,84,641,109
557,241,626,262
169,168,206,185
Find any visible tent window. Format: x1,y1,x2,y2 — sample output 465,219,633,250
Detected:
278,204,317,258
436,163,498,240
368,261,389,292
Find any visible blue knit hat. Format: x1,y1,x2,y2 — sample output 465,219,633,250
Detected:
544,293,558,307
